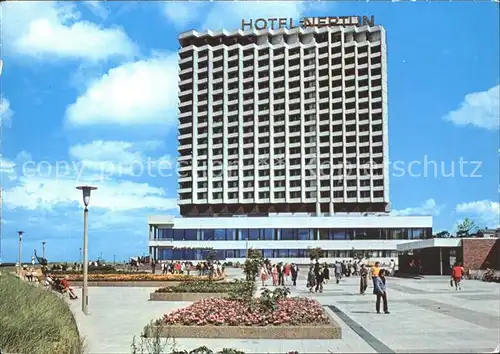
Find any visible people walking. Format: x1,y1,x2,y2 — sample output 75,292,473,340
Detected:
370,261,381,287
284,263,291,285
277,263,285,286
359,264,368,295
389,259,396,276
373,269,389,314
315,267,324,293
291,263,299,286
260,264,269,287
271,264,278,286
323,263,330,284
334,261,342,284
451,262,464,290
307,266,316,293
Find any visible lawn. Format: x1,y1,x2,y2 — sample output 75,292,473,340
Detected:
0,272,83,354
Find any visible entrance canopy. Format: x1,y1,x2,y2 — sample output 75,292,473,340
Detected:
397,238,461,252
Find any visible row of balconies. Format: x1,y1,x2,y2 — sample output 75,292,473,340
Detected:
178,195,386,203
178,61,382,87
178,40,383,62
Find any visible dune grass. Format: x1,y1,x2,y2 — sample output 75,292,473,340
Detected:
0,272,83,354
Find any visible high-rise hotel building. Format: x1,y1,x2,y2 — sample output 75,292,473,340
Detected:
148,23,432,265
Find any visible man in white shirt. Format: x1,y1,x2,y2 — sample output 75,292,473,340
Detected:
389,259,396,276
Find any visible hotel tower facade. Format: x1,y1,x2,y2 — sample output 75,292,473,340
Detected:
148,23,432,265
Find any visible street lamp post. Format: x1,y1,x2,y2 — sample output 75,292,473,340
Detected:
79,247,82,263
76,185,97,315
17,231,24,276
42,241,46,259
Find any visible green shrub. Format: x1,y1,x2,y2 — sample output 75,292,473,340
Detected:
155,279,253,294
0,273,83,354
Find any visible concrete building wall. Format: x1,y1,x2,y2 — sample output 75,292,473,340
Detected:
176,25,390,216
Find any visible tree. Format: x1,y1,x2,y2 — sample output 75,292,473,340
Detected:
206,249,218,263
456,218,478,238
308,247,323,261
435,230,451,238
243,248,263,281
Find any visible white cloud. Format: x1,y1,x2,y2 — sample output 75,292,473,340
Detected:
0,156,16,174
163,1,324,31
0,97,13,127
65,54,179,126
444,85,500,130
68,140,173,177
1,2,136,61
203,1,310,31
456,200,500,228
163,2,201,29
391,198,444,216
83,1,109,20
3,175,178,212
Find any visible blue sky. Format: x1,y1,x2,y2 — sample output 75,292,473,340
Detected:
0,1,498,263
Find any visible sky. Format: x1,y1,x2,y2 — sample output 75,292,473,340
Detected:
0,1,498,263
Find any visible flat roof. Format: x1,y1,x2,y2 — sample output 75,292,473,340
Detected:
397,238,461,251
179,24,384,40
148,215,432,229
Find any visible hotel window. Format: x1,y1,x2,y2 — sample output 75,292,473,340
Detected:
298,229,313,240
226,250,235,258
215,229,226,241
240,229,250,241
263,249,273,258
262,229,274,240
226,229,236,240
278,249,289,258
331,228,346,240
160,229,173,240
411,228,423,239
249,229,259,240
173,229,184,241
281,229,296,240
366,229,381,240
319,229,329,240
202,229,214,240
390,229,403,240
184,229,197,241
289,249,299,257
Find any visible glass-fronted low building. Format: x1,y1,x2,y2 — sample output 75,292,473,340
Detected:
148,215,432,265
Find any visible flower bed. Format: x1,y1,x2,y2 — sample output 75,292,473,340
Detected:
65,273,224,282
147,297,341,339
150,280,253,301
155,279,251,293
163,297,328,326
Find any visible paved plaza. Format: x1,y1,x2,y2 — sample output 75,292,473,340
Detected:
68,269,500,353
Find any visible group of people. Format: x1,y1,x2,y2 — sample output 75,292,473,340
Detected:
306,262,330,293
43,273,79,300
157,260,225,278
258,259,392,314
259,262,300,286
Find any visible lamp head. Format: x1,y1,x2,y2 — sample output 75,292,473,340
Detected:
76,185,97,207
18,230,24,240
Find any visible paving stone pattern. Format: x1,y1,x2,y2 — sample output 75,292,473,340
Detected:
68,268,500,353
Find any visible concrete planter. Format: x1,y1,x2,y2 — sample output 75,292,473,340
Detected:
146,310,341,339
149,292,229,301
